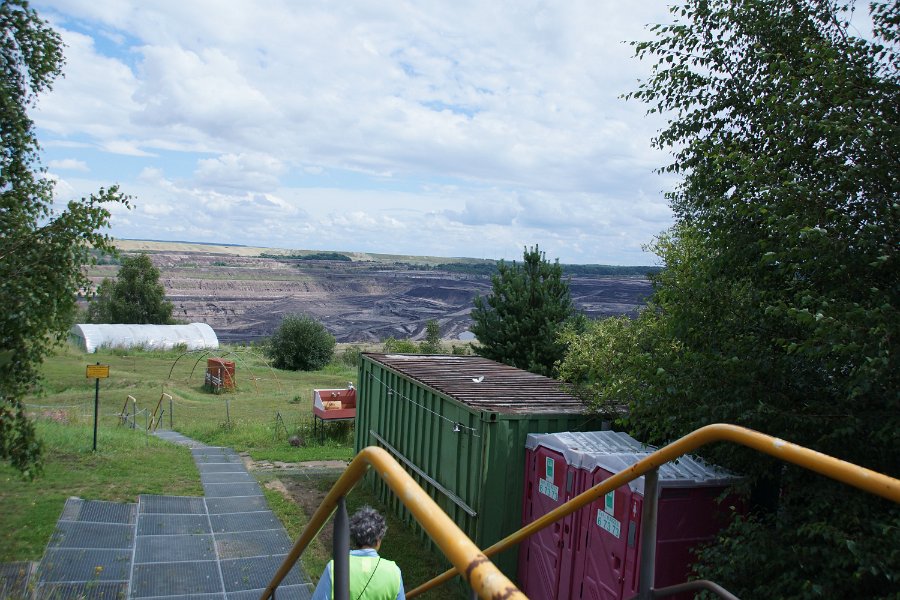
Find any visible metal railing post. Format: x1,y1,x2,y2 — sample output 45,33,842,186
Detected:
637,468,659,600
334,496,350,600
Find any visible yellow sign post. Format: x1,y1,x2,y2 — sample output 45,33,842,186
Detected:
86,364,110,379
86,363,110,450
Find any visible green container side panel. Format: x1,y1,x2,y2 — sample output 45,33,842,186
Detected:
356,356,597,582
357,359,484,539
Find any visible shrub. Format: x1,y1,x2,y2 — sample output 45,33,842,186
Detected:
382,337,418,353
266,315,335,371
339,345,362,367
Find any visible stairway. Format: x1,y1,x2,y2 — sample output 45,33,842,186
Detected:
21,432,313,599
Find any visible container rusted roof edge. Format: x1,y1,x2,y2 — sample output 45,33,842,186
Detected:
361,353,586,415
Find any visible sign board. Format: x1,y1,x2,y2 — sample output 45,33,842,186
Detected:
86,364,110,379
604,491,615,515
597,509,622,538
538,478,559,501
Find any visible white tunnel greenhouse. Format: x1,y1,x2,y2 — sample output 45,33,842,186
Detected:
69,323,220,354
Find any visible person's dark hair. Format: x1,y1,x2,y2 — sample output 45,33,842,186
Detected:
349,505,387,548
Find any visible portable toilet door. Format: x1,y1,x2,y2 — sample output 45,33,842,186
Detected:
518,438,581,600
571,460,637,600
574,452,741,600
624,456,741,597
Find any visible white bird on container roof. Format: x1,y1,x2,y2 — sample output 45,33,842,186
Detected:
472,375,484,383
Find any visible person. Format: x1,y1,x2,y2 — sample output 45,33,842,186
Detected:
311,505,405,600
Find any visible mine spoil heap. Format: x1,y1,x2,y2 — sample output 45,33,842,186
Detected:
89,248,652,343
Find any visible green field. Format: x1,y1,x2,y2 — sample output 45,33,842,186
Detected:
29,343,358,461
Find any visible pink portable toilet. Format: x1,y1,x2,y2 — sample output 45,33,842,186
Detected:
520,431,740,600
518,431,649,600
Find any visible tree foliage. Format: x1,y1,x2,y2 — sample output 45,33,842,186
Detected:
561,1,899,596
88,253,174,324
0,1,128,476
471,245,575,377
381,336,419,354
419,319,442,354
266,314,335,371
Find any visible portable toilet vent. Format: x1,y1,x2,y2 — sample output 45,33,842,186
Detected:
518,431,741,600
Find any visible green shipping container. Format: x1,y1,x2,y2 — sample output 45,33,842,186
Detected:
355,353,598,581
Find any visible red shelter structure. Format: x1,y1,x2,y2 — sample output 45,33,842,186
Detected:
205,358,235,392
518,431,740,600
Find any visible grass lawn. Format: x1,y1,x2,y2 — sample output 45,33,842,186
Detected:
29,343,359,461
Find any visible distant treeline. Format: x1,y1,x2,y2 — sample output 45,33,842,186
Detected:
561,264,662,277
90,249,121,266
256,253,660,277
430,262,662,278
260,252,352,261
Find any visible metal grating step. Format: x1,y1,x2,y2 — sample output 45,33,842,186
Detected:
48,521,135,549
197,463,247,474
226,584,313,599
201,483,263,498
33,581,129,599
60,497,137,524
0,561,36,599
38,547,132,582
137,514,211,536
214,530,292,560
30,436,314,600
209,511,281,534
219,555,306,593
204,497,269,514
139,495,206,515
135,534,216,563
130,561,223,598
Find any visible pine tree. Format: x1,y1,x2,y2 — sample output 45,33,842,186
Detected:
471,245,574,377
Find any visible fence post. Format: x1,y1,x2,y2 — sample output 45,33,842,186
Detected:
333,497,350,600
169,396,173,430
637,468,660,600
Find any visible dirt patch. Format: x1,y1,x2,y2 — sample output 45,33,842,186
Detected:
264,478,291,498
247,457,346,552
244,457,349,471
281,476,336,552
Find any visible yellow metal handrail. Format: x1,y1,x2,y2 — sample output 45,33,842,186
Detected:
408,423,900,597
258,446,526,600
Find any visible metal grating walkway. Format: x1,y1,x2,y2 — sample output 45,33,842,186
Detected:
30,431,313,600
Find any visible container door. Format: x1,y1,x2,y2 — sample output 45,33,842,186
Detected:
575,469,631,600
518,447,569,600
622,496,642,598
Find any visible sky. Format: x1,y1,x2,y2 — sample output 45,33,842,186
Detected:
32,1,677,265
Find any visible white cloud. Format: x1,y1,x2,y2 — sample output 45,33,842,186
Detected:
193,153,286,192
48,158,89,172
31,0,677,264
